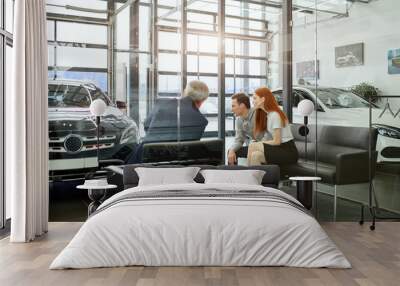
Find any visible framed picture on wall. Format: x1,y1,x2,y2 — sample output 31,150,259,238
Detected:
388,48,400,74
335,43,364,68
296,60,319,81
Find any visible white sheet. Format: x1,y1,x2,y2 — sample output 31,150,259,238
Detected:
50,183,351,269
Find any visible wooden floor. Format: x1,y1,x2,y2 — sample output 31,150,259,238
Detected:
0,222,399,286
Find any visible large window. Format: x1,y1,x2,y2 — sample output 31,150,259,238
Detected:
1,0,14,229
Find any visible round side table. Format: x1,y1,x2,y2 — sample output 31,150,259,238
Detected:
77,183,117,216
289,176,321,210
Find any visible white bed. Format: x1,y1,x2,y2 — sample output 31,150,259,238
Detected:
50,183,350,269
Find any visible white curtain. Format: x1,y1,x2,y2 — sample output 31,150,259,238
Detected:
7,0,49,242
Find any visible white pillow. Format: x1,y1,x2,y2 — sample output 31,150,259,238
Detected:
200,169,266,185
135,167,201,186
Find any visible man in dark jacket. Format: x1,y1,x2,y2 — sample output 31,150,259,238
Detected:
143,80,209,142
126,80,209,163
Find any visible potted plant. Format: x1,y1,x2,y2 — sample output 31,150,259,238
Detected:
351,82,380,104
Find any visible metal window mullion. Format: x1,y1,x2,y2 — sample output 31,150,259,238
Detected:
196,34,200,79
107,0,115,101
0,34,4,229
1,0,6,229
149,0,158,112
218,0,225,154
53,20,58,79
180,0,187,93
129,0,140,124
242,1,249,92
282,0,293,122
233,39,236,93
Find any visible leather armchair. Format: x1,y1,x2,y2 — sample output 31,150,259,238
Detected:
280,124,378,220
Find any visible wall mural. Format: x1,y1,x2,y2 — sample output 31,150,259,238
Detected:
388,48,400,74
335,43,364,68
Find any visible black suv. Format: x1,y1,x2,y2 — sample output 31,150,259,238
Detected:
48,80,138,180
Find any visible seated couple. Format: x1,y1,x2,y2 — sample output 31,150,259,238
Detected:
126,80,209,163
228,87,299,166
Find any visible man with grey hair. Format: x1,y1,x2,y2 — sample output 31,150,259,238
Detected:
126,80,209,163
142,80,209,143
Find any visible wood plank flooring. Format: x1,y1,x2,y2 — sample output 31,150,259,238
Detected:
0,222,399,286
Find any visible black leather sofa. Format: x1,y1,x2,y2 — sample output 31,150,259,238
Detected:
280,124,378,220
141,139,224,166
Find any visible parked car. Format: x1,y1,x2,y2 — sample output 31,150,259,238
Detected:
272,86,400,163
48,80,139,180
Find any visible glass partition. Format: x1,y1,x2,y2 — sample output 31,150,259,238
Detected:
44,0,400,223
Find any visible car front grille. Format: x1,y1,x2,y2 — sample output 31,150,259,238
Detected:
49,134,117,154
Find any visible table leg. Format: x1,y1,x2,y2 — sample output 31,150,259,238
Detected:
87,189,107,216
297,181,313,210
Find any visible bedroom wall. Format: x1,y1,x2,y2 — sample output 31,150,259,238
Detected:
292,0,400,107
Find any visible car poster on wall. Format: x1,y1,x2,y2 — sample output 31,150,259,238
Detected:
335,43,364,68
388,48,400,74
296,60,319,81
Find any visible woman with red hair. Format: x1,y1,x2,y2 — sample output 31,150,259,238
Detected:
247,87,298,166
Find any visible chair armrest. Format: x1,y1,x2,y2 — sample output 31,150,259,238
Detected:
336,151,377,185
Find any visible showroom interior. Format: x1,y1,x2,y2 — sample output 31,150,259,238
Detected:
1,0,400,230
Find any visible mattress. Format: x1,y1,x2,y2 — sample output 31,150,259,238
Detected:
50,183,351,269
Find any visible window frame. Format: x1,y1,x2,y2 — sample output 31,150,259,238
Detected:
1,0,14,230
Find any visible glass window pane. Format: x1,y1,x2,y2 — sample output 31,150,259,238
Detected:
187,55,198,73
225,38,234,55
5,45,13,219
48,84,91,108
139,5,150,51
199,76,218,94
225,58,234,74
158,53,181,72
199,56,217,73
5,0,14,33
198,35,218,53
51,70,108,92
187,34,198,52
47,21,55,41
56,47,107,68
46,0,107,19
114,6,130,50
57,22,107,45
159,32,180,50
48,46,55,66
187,12,214,31
158,75,181,95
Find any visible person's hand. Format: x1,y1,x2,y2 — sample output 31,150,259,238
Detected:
228,149,237,165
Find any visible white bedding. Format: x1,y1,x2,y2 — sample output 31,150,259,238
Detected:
50,183,351,269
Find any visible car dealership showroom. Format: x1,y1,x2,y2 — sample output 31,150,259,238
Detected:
3,0,400,284
2,0,400,229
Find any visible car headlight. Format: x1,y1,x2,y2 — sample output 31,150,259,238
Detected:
120,124,138,144
373,124,400,139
